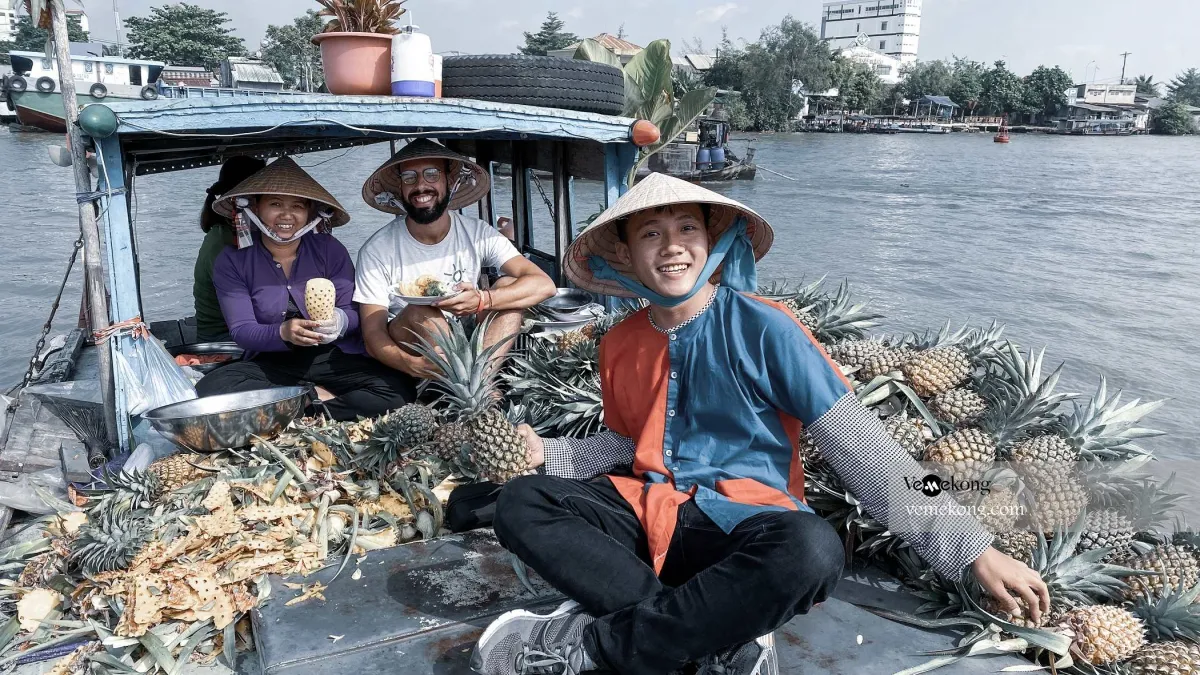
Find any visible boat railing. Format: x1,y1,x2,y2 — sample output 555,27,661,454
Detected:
159,86,310,99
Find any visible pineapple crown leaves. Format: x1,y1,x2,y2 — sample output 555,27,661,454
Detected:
70,509,151,575
803,280,884,343
1028,517,1150,606
1126,579,1200,643
403,315,516,421
1061,376,1167,461
79,466,163,514
757,275,828,306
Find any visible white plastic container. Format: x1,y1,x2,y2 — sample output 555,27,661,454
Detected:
391,28,435,97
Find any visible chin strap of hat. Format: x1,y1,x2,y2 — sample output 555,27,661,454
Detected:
447,162,476,202
587,216,756,307
233,197,331,248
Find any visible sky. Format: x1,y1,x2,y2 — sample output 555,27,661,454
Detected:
76,0,1198,85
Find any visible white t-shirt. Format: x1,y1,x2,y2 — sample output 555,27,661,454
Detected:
354,212,521,317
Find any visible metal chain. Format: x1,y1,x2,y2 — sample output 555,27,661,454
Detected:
529,172,556,219
5,236,84,411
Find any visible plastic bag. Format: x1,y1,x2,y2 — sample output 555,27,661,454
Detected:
114,332,197,416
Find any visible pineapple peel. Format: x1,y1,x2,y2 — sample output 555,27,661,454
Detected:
239,504,305,521
201,481,233,512
305,278,337,321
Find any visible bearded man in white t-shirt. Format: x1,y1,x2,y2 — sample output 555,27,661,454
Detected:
354,140,556,378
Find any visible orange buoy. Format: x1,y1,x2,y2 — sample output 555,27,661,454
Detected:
631,120,661,147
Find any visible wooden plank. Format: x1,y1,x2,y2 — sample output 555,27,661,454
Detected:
603,143,621,208
97,136,139,453
551,142,572,286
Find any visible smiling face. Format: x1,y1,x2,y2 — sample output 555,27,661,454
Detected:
614,204,710,298
398,158,452,225
254,194,312,241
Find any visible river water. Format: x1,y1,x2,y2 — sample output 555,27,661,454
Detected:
1,128,1197,507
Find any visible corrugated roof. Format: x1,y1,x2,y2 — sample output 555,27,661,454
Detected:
561,33,643,56
683,54,714,71
920,95,960,108
228,58,284,85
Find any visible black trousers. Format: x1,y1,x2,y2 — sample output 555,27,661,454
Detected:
494,475,844,675
195,345,417,421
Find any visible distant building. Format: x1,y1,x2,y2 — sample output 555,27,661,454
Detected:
219,57,284,91
834,44,905,85
64,8,88,34
0,0,18,43
547,33,643,65
1073,83,1137,106
160,66,217,88
821,0,922,64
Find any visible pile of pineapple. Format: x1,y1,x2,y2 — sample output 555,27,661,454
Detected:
763,279,1200,675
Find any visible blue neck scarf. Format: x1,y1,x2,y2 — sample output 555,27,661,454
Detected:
588,216,757,307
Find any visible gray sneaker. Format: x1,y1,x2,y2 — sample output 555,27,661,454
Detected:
470,600,597,675
697,633,778,675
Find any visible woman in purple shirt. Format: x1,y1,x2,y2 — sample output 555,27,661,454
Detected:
195,157,417,421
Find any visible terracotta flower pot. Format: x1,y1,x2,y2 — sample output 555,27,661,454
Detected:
312,32,393,96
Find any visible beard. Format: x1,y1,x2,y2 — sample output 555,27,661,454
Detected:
401,189,451,225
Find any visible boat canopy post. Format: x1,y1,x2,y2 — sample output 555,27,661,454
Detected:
95,136,141,453
511,143,533,253
475,144,496,228
48,0,119,451
551,142,574,286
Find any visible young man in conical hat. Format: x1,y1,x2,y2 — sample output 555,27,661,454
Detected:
470,173,1049,675
354,139,556,378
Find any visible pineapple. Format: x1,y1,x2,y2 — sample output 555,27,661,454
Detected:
407,317,529,484
147,453,208,492
884,414,926,460
1126,642,1200,675
929,388,987,426
901,322,1006,398
1057,605,1145,666
993,530,1039,565
1022,464,1088,535
964,484,1021,535
18,552,61,588
392,404,439,448
1077,509,1135,559
555,330,591,352
1116,545,1200,601
827,339,889,372
980,594,1057,629
926,346,1067,484
70,510,149,575
430,422,473,464
1010,433,1079,464
858,347,912,382
506,337,604,439
797,429,822,470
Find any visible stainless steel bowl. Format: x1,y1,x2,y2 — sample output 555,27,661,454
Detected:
141,386,309,453
538,288,598,322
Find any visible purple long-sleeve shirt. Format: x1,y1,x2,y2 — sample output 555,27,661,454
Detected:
212,232,364,357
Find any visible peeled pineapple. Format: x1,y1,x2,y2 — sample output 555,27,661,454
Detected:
147,453,207,492
305,278,336,321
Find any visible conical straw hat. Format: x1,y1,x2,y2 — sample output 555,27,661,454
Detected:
564,173,774,298
362,138,491,214
213,156,350,227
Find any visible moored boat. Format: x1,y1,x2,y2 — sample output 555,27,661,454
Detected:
3,51,166,132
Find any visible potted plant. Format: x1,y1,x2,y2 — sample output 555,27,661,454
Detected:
312,0,408,95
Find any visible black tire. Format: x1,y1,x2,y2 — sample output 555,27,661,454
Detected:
35,76,55,93
89,83,108,99
8,76,27,93
140,85,159,100
441,55,625,116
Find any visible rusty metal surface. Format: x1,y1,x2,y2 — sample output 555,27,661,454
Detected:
253,530,1031,674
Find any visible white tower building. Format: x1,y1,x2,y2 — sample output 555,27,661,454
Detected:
820,0,922,65
0,0,19,43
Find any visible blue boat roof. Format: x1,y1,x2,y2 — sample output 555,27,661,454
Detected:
97,95,641,178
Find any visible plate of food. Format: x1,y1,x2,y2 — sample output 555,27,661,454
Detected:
393,274,463,306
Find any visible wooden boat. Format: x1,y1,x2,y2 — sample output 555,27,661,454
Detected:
0,93,1031,674
2,52,165,132
637,116,757,183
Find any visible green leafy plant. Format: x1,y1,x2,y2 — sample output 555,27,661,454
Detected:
575,37,716,183
316,0,407,35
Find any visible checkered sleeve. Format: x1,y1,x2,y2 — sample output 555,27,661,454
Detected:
807,393,995,580
542,432,636,481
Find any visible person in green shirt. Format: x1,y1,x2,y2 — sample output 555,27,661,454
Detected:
194,157,267,341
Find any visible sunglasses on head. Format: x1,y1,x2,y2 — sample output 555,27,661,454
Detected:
399,167,444,186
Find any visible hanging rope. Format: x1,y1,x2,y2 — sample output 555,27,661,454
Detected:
529,172,556,219
5,236,84,411
91,316,148,344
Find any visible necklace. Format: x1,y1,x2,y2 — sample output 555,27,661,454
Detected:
648,285,719,335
